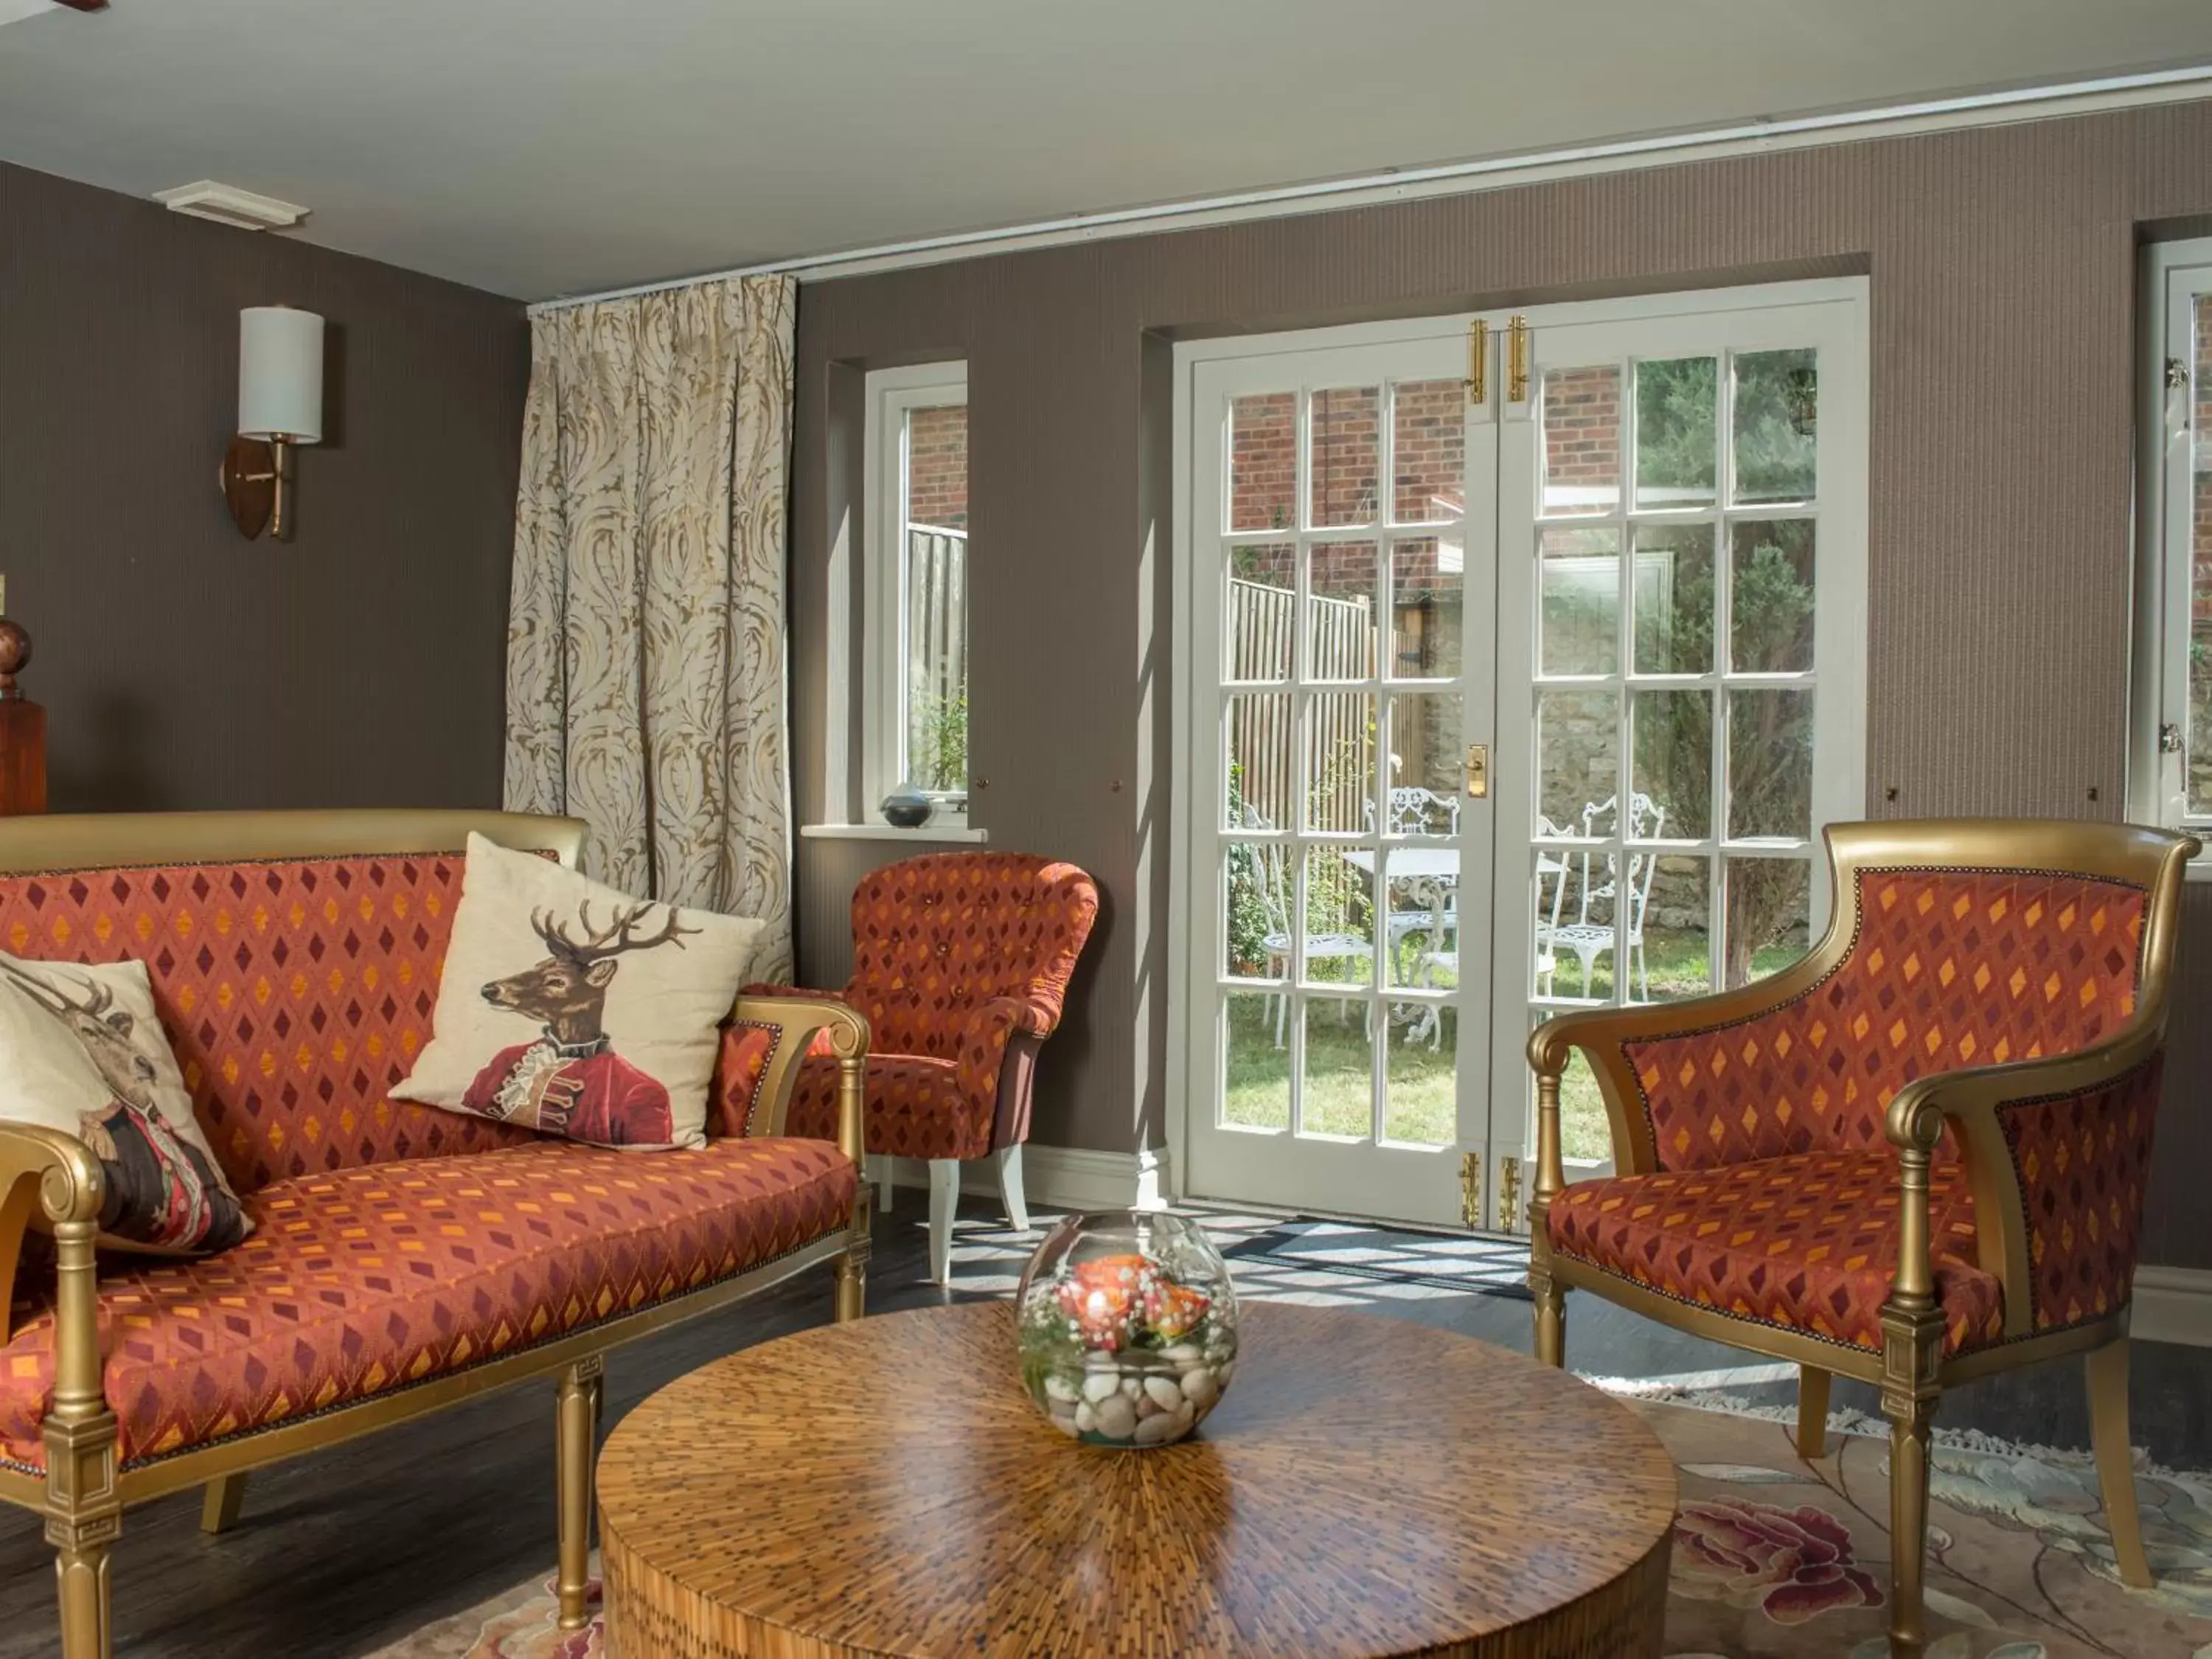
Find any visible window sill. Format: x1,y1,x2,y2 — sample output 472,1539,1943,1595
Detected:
799,822,990,844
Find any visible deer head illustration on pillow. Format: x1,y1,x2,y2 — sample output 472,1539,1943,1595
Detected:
0,960,245,1251
462,900,700,1147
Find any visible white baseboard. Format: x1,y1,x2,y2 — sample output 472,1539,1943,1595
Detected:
2133,1265,2212,1348
882,1145,1171,1214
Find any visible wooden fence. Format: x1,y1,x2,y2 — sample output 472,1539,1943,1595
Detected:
1228,577,1374,832
905,529,966,787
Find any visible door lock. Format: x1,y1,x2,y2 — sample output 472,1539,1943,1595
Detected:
1464,743,1489,799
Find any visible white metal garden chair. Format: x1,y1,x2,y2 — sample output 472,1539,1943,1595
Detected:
1540,793,1666,1000
1231,799,1377,1048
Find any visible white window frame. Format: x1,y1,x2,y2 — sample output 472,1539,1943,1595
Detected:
862,362,970,813
2132,240,2212,856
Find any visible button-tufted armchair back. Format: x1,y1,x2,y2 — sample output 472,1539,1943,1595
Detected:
841,853,1099,1061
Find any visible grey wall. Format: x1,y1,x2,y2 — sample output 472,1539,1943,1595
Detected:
0,160,528,812
791,100,2212,1267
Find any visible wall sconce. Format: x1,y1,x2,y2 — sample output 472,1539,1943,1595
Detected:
220,306,324,540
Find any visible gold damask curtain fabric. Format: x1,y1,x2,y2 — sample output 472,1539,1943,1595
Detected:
502,276,795,981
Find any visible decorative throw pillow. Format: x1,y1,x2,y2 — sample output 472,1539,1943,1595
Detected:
392,833,764,1150
0,951,251,1254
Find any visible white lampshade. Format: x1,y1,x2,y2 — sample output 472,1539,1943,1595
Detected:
238,307,324,443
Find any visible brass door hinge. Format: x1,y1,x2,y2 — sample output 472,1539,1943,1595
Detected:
1498,1154,1523,1235
1459,1151,1482,1230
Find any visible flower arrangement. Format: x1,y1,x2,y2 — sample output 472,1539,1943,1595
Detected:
1015,1211,1238,1448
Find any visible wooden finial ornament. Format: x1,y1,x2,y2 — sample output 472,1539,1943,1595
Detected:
0,584,46,813
0,616,30,700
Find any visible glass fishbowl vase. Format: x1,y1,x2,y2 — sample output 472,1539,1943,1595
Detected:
1015,1210,1239,1448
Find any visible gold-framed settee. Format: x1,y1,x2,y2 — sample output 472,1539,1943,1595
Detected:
0,810,872,1658
1526,817,2197,1654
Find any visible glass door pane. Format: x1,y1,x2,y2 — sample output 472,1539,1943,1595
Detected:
1489,292,1866,1222
1189,335,1493,1226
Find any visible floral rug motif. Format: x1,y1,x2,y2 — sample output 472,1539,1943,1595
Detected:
370,1399,2212,1659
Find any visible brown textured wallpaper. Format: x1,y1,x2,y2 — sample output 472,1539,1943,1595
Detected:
790,100,2212,1265
0,160,527,812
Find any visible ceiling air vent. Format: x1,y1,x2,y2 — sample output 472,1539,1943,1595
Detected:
153,181,310,232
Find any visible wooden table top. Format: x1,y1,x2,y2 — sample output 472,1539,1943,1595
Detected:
596,1301,1679,1659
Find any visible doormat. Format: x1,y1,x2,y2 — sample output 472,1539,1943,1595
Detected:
1217,1217,1532,1300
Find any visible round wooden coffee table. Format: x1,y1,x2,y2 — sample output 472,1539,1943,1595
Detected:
597,1301,1676,1658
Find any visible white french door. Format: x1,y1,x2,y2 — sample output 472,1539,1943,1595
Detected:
1175,282,1867,1231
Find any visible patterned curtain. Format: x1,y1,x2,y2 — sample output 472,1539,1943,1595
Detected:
502,276,796,981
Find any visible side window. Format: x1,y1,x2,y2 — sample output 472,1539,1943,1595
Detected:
2135,241,2212,843
865,365,969,810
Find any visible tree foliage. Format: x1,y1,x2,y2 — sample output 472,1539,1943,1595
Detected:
1562,352,1820,987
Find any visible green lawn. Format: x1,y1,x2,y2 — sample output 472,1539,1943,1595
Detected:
1223,926,1806,1162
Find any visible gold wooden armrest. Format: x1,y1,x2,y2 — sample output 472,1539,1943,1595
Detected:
1884,1017,2160,1343
727,992,871,1168
0,1119,104,1416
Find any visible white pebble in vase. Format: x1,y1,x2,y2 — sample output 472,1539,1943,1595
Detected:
1133,1411,1184,1446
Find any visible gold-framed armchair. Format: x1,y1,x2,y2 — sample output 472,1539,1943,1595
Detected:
1526,818,2197,1656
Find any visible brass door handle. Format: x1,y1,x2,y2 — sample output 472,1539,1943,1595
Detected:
1464,743,1489,799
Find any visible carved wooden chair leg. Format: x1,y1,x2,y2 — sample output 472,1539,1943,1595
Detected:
835,1222,871,1324
1528,1258,1565,1368
2087,1339,2154,1590
554,1356,603,1631
1795,1366,1832,1460
45,1218,119,1659
200,1473,248,1535
1879,1310,1944,1654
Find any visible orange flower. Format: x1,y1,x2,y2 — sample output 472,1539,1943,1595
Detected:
1144,1279,1210,1340
1056,1254,1149,1349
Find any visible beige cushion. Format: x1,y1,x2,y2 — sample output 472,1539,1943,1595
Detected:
0,952,249,1253
393,833,763,1150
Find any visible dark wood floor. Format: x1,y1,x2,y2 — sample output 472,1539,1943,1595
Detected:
1,1191,2206,1658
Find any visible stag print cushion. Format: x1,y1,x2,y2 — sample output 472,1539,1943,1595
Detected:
393,834,765,1150
0,952,251,1254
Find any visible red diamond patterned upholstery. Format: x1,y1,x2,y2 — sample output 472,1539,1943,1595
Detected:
1997,1054,2162,1333
748,852,1098,1161
0,1134,856,1471
1550,863,2163,1357
1548,1150,2004,1356
0,853,541,1194
1621,870,2145,1173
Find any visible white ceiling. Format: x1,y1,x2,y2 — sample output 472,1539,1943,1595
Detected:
2,0,2211,300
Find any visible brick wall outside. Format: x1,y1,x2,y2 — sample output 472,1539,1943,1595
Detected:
1231,380,1469,532
1544,366,1621,495
907,403,967,530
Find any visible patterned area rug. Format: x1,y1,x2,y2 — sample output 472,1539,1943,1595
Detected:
1217,1216,1534,1299
372,1396,2212,1658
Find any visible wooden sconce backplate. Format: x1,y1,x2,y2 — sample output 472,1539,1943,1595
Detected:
221,435,275,540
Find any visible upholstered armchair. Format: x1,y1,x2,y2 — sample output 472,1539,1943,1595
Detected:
750,851,1099,1284
1527,819,2195,1656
